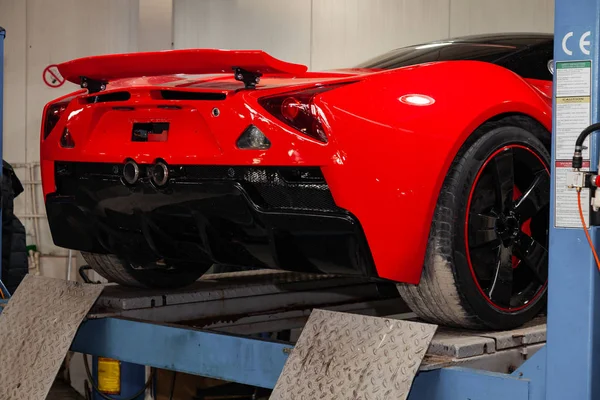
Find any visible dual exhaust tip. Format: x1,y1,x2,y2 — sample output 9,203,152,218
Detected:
123,160,169,187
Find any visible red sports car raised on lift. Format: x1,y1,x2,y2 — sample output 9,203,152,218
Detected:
41,33,552,330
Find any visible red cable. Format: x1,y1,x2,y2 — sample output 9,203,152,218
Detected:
577,191,600,271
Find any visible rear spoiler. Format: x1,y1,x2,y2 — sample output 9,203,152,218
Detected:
57,49,308,92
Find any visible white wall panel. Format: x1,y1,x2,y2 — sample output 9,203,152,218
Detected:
24,0,140,256
0,2,33,269
311,0,451,71
139,0,173,51
25,0,139,163
0,0,27,163
450,0,554,37
173,0,312,66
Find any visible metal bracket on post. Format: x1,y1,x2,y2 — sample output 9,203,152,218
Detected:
233,67,262,89
80,76,107,94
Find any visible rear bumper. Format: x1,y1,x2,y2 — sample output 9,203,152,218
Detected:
46,162,378,277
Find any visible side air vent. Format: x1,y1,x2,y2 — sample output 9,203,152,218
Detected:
84,91,131,104
160,91,227,101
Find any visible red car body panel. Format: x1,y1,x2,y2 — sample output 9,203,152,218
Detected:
41,47,552,284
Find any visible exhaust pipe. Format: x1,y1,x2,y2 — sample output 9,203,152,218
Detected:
151,161,169,187
123,160,140,185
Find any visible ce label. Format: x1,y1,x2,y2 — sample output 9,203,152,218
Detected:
562,31,592,56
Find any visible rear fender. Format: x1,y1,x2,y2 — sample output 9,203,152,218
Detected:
319,61,552,283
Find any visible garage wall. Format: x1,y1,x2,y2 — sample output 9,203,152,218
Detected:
139,0,174,51
0,0,174,278
311,0,451,70
174,0,555,70
174,0,312,66
450,0,555,37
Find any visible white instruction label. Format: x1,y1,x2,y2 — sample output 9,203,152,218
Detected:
556,61,592,97
554,60,592,229
555,161,590,228
556,97,591,159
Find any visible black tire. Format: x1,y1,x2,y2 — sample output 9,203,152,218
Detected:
82,252,210,288
397,120,550,330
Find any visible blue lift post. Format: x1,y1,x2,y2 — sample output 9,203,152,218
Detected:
547,0,600,399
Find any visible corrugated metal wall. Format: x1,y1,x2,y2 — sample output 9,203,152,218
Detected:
1,0,554,277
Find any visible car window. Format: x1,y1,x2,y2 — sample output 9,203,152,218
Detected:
494,42,554,81
356,43,517,70
355,39,554,82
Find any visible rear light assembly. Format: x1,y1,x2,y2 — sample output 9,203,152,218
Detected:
258,84,347,143
43,101,69,139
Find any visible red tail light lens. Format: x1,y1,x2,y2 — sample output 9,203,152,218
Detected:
281,97,302,120
43,101,69,139
259,84,348,143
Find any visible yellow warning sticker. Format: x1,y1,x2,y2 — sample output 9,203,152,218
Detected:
98,357,121,395
556,96,590,104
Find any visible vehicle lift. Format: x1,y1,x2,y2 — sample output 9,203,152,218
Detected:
1,0,600,397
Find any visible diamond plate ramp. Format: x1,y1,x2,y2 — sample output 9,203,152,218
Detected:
271,310,437,400
0,275,103,400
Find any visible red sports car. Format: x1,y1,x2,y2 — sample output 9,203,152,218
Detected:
41,33,552,329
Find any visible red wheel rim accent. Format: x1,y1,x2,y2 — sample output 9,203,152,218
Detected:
464,144,549,312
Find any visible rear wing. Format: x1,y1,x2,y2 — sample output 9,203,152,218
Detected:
57,49,308,92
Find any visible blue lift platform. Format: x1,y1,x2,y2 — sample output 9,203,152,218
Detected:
0,268,548,399
69,271,548,399
2,0,600,397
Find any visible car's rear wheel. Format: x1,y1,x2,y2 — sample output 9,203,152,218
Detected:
82,252,210,288
397,121,550,329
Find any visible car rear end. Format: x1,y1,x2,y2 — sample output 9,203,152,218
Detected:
41,54,377,278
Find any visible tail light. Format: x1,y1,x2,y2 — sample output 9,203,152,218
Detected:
43,101,69,139
258,84,348,143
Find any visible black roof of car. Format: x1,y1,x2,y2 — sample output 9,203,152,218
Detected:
448,32,553,47
356,33,555,80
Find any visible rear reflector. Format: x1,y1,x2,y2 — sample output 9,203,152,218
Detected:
237,125,271,150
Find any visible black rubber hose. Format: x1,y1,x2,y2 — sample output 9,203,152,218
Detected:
169,371,177,400
83,353,154,400
79,266,94,283
573,123,600,169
